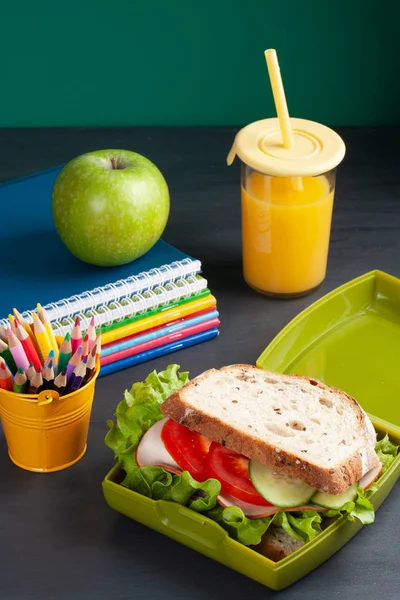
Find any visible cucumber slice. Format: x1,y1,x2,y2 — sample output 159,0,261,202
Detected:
311,483,358,509
249,461,316,508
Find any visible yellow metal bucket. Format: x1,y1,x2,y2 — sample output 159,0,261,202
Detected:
0,364,99,472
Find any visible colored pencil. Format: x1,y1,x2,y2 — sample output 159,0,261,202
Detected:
70,316,82,355
82,351,96,386
14,319,42,371
0,359,13,391
54,369,67,396
81,333,89,357
43,349,55,371
13,308,40,355
86,316,97,352
32,313,53,363
57,332,72,375
7,328,30,371
0,324,8,340
8,314,17,336
90,334,101,359
42,362,55,390
13,367,27,394
66,358,87,394
26,362,36,381
28,370,43,394
37,303,59,360
0,339,17,374
66,345,82,381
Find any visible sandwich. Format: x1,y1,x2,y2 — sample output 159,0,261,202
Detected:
106,364,399,560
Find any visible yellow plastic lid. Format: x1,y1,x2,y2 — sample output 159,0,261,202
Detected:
227,117,346,177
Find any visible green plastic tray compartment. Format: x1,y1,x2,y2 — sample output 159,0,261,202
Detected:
257,270,400,437
103,270,400,590
103,419,400,591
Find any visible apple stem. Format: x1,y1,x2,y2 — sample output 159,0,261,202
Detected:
110,157,117,170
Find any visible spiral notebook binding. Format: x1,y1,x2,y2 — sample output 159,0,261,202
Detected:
50,274,208,337
0,258,201,330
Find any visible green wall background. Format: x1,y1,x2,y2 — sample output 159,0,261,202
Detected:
1,0,398,127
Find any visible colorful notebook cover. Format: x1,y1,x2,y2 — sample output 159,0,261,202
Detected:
0,166,200,323
98,328,219,377
101,294,217,345
101,308,220,357
101,316,221,366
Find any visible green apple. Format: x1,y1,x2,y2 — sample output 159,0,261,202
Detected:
52,149,170,266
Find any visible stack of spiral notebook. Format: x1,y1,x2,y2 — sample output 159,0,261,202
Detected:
0,167,219,377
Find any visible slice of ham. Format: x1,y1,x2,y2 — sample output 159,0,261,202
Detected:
136,418,182,475
359,464,382,490
135,419,382,519
217,492,327,517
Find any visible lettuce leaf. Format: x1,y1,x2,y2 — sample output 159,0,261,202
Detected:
105,364,189,457
273,510,322,542
119,457,221,512
325,487,375,525
376,434,399,474
105,365,399,548
322,435,399,525
322,434,399,526
205,505,274,546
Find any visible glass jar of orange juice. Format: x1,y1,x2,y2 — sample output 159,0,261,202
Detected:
229,118,345,297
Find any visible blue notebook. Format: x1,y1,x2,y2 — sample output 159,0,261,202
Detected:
0,166,200,322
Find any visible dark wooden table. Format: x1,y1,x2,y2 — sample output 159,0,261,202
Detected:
0,127,399,599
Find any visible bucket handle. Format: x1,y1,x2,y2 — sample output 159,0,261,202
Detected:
37,390,60,406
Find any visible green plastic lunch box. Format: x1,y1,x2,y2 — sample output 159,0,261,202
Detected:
102,270,400,590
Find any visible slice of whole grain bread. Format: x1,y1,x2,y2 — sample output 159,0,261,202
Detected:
252,518,336,561
252,527,305,561
160,365,380,494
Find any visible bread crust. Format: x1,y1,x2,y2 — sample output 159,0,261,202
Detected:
252,527,305,561
160,365,381,495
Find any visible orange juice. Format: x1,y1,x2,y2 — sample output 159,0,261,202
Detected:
241,169,335,296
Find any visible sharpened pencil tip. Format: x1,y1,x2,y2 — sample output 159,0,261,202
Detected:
74,316,81,327
90,315,95,326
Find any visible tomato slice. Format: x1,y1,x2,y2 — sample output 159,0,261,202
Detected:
161,419,212,481
206,442,271,506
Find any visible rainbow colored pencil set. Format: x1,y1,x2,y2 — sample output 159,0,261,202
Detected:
0,304,101,396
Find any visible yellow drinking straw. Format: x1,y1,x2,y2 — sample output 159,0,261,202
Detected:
264,49,303,191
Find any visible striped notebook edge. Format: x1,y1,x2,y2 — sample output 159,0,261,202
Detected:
98,327,219,377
